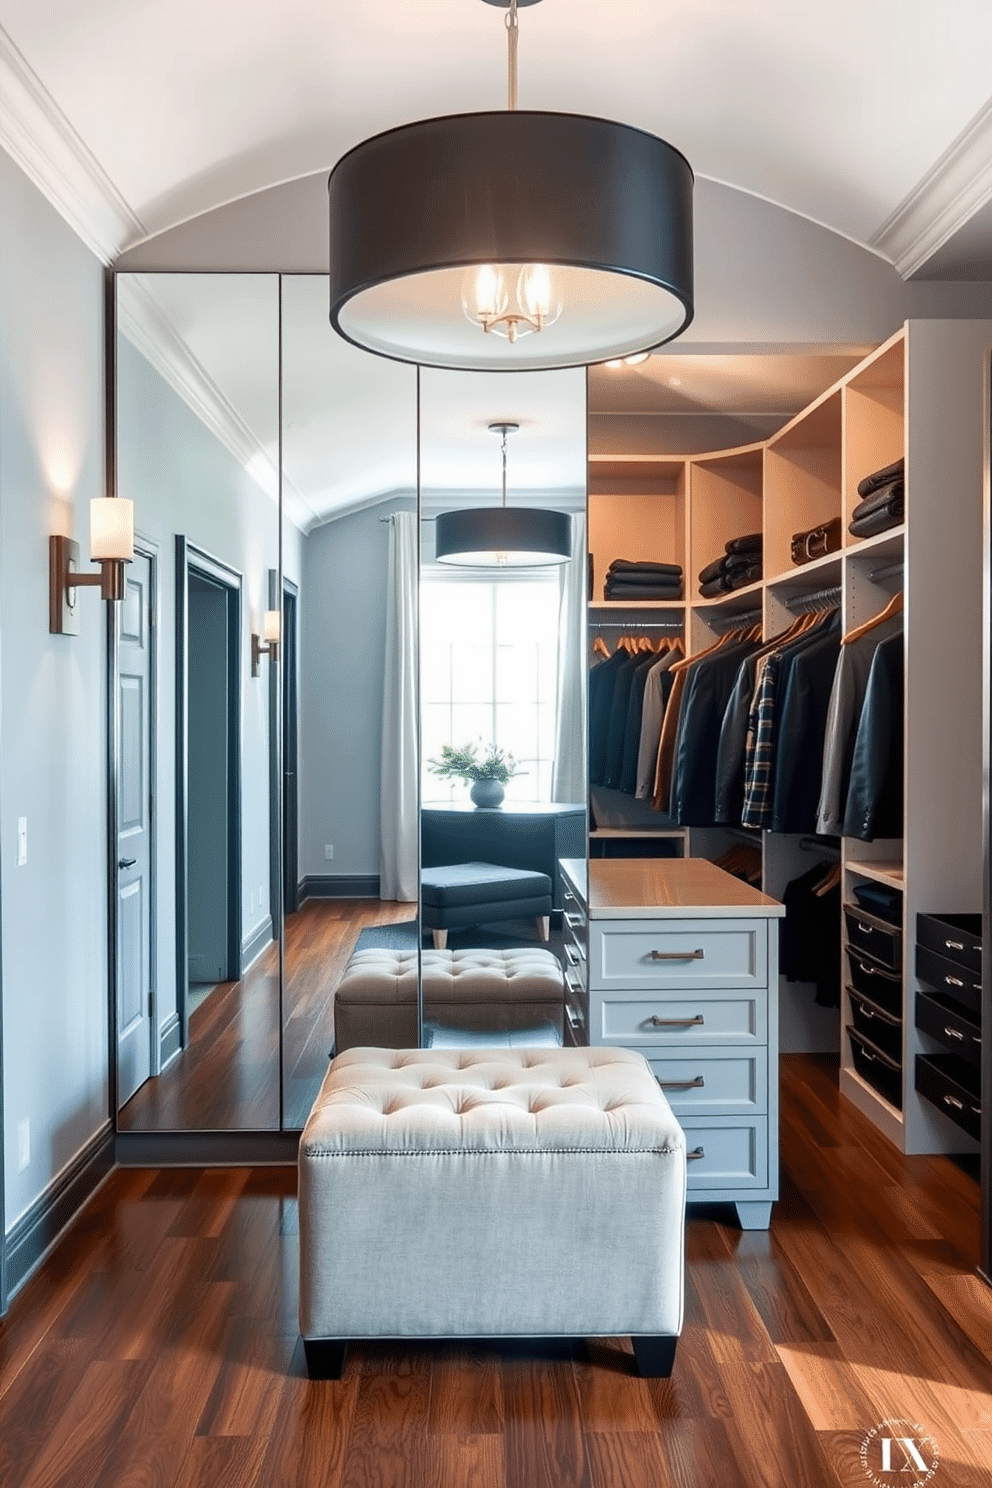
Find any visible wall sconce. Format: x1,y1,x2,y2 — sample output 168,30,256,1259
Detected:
251,609,281,676
49,498,134,634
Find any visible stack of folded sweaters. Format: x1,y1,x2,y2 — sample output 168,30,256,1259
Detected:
603,558,683,600
697,533,762,597
849,457,904,538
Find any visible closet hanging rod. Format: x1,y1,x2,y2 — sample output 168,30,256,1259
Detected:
590,619,684,632
785,585,841,614
721,825,763,844
799,835,842,861
867,560,903,584
709,606,763,632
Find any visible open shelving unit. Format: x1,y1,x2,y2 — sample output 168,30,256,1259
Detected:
587,318,992,1156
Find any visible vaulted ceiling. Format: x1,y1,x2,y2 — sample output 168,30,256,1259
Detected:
5,1,992,524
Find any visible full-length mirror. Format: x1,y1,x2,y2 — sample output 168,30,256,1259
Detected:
418,368,587,1048
280,276,418,1127
115,273,283,1130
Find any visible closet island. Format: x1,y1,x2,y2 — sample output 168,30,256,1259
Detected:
559,856,785,1229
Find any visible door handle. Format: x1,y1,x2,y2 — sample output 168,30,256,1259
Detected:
118,857,136,869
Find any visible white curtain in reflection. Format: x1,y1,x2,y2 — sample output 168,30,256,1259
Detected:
380,511,419,901
551,512,587,804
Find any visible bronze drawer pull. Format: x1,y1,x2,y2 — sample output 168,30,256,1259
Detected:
649,948,705,961
650,1014,704,1027
945,938,965,950
943,1026,965,1041
658,1075,705,1090
686,1147,705,1161
944,974,964,988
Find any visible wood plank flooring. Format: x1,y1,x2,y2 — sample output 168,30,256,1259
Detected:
3,1054,990,1487
118,900,413,1132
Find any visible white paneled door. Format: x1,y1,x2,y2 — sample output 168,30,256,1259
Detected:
117,550,154,1105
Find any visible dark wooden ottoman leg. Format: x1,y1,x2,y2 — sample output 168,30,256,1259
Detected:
632,1335,678,1378
303,1338,348,1380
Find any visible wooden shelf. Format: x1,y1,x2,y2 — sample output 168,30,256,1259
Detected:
766,550,842,594
846,859,904,889
588,599,685,612
590,827,686,839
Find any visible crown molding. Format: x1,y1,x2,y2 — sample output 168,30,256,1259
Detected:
870,96,992,278
117,277,314,532
0,24,144,262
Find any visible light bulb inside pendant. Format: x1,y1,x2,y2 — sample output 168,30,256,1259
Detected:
461,263,562,341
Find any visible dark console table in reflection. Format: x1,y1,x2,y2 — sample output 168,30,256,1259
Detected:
422,802,586,910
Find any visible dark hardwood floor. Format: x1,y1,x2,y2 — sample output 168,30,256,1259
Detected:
3,1054,990,1487
119,900,414,1132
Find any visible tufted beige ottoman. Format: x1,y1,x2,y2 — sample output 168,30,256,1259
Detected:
298,1046,686,1379
333,947,565,1052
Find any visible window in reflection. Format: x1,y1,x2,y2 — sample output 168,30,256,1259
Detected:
421,573,560,806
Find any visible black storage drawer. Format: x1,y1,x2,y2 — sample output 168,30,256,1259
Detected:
845,947,902,1017
844,905,902,972
847,1025,903,1110
915,943,981,1019
848,988,902,1063
915,1053,981,1142
915,989,981,1067
916,912,981,975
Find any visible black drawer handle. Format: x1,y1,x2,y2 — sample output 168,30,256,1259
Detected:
945,938,965,950
943,1026,965,1041
944,975,965,988
658,1075,705,1090
650,948,704,961
943,1094,964,1111
650,1014,704,1027
686,1147,705,1161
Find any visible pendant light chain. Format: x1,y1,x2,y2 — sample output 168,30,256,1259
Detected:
506,0,518,110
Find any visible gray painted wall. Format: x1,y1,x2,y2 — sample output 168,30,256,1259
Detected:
117,333,302,1048
0,147,109,1232
299,496,414,883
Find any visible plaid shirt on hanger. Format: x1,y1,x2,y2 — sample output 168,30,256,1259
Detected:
741,652,781,828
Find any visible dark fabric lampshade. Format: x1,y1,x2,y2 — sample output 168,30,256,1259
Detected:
328,111,693,371
434,506,572,566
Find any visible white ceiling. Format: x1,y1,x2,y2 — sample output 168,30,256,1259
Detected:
11,1,992,524
3,0,992,263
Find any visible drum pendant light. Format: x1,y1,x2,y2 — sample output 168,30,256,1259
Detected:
434,422,572,567
327,0,693,371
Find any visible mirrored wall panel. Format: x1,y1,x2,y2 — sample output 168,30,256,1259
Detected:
279,276,418,1128
115,273,282,1130
418,367,587,1049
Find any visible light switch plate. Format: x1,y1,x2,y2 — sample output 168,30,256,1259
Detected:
49,535,81,635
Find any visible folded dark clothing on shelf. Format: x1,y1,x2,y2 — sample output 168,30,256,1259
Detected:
724,532,763,557
852,881,902,924
698,575,732,598
697,551,757,586
851,478,904,521
606,558,683,578
726,562,761,590
848,497,904,539
605,567,684,588
857,456,904,500
604,580,683,600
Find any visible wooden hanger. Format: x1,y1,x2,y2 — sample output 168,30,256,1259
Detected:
592,632,610,659
842,590,903,647
813,862,842,897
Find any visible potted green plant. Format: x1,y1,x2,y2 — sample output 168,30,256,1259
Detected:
427,741,523,808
